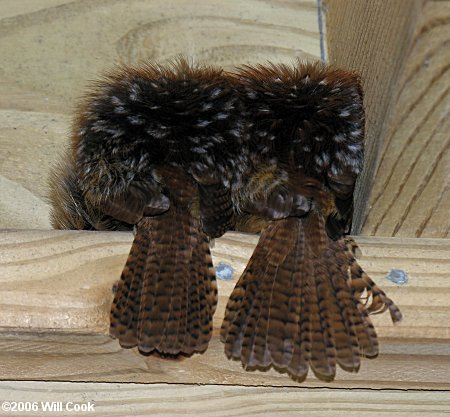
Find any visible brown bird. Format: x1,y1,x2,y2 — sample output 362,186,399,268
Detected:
221,62,402,381
49,59,246,355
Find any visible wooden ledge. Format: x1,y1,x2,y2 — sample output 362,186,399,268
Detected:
1,381,450,416
0,229,449,391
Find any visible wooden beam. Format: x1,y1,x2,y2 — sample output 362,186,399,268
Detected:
0,229,449,389
360,1,450,238
1,381,449,416
1,229,450,338
1,331,450,390
324,0,449,238
0,0,321,113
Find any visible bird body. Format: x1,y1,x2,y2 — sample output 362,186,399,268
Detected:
49,58,401,379
221,62,402,381
50,59,244,354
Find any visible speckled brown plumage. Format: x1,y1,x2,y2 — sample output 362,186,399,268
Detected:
49,59,244,355
110,168,217,354
222,61,402,381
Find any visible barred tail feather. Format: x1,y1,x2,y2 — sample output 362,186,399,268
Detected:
109,221,151,348
221,212,401,381
110,207,217,355
199,183,235,238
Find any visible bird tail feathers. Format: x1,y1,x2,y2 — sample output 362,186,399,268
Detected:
220,212,401,381
110,207,217,355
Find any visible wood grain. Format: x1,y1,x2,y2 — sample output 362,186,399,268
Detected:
1,331,450,390
361,1,450,238
1,381,450,417
0,0,320,113
325,0,450,238
1,230,450,339
0,230,449,389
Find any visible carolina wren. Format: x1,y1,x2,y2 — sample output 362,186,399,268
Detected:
48,59,402,379
221,62,402,381
49,59,246,355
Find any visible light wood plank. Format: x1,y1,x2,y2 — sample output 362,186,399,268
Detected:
1,332,450,390
324,0,422,234
0,382,450,417
1,381,449,417
0,176,50,229
1,230,449,339
361,1,450,238
325,0,450,238
0,230,449,389
0,110,70,201
0,0,320,114
0,0,74,20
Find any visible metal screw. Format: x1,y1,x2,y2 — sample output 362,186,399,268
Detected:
215,262,234,281
386,268,409,285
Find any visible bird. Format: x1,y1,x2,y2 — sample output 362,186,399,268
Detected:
221,61,402,381
49,59,246,355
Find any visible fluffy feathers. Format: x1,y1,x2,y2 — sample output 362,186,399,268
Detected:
49,59,401,379
231,61,365,237
222,61,401,381
50,59,243,355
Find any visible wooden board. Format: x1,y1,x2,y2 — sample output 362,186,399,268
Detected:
1,230,450,339
0,230,449,389
1,381,450,417
1,331,450,390
0,0,321,113
325,0,450,238
361,1,450,238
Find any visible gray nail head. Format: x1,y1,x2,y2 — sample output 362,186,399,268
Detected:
215,262,234,281
386,268,409,285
